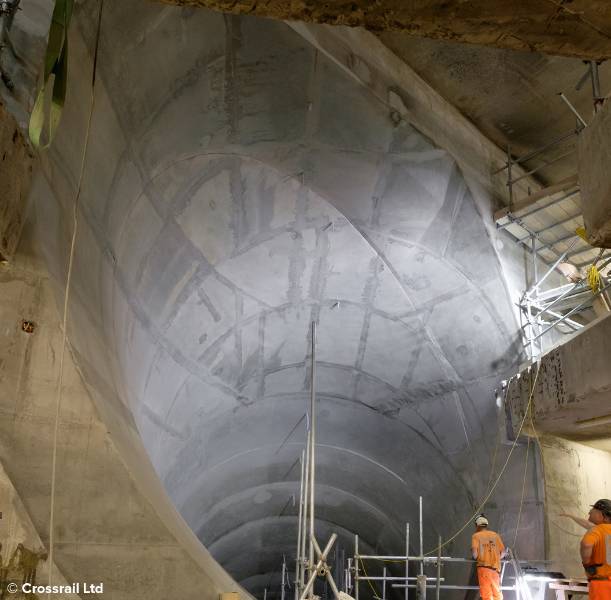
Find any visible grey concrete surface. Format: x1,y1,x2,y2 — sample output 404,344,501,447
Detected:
0,218,252,599
537,436,611,580
506,312,611,444
379,34,611,187
0,458,79,599
578,98,611,247
3,0,552,598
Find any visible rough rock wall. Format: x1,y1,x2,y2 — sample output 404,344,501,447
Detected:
156,0,611,59
0,103,33,262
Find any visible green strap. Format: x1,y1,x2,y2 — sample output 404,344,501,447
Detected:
28,0,74,149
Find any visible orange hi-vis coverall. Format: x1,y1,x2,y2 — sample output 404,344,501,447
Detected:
472,530,505,600
582,523,611,600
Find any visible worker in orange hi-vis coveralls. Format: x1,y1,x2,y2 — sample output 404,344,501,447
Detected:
471,515,507,600
579,499,611,600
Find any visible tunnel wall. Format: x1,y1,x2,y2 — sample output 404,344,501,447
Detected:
539,437,611,578
0,219,251,599
8,0,549,597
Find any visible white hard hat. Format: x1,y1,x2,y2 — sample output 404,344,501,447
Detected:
475,515,489,527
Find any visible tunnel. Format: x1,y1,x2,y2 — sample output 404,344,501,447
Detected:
6,0,551,598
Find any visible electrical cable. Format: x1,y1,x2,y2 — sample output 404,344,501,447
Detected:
513,433,531,548
425,361,541,556
46,1,104,596
482,378,515,506
359,558,383,600
527,400,583,539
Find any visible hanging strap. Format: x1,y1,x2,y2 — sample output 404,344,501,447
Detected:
28,0,74,149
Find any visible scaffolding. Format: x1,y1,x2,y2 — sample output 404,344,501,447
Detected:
288,325,552,600
294,322,343,600
492,63,611,360
519,250,611,360
347,495,551,600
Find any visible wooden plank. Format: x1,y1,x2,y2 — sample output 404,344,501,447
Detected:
494,175,580,222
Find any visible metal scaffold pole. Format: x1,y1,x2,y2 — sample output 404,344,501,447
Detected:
302,431,310,595
308,321,316,600
419,496,424,576
405,522,409,600
295,450,305,600
355,534,359,600
352,497,550,600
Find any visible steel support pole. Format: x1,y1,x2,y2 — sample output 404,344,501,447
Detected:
435,536,442,600
383,567,387,600
360,577,444,582
296,450,305,600
531,235,538,286
282,557,287,600
299,534,338,600
416,575,427,600
302,435,310,594
419,496,424,576
525,246,573,296
559,93,588,128
526,296,536,359
405,523,409,600
355,534,359,600
590,61,602,110
308,321,317,600
312,537,341,600
493,129,579,174
508,149,575,186
531,236,542,353
394,584,517,591
531,280,611,343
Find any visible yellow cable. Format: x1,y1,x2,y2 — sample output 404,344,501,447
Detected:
359,558,382,599
587,264,601,292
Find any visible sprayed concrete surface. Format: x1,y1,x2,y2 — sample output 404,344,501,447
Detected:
0,221,251,599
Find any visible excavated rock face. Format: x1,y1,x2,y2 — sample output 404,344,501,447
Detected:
27,1,543,598
157,0,611,60
0,103,33,262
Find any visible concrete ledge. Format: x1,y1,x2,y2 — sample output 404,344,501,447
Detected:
505,312,611,442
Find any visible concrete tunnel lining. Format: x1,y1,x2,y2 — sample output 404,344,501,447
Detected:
20,0,546,597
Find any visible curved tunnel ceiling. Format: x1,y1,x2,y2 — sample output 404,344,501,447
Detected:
30,1,542,597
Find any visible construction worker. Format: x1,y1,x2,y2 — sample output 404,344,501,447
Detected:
471,515,507,600
562,500,611,600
